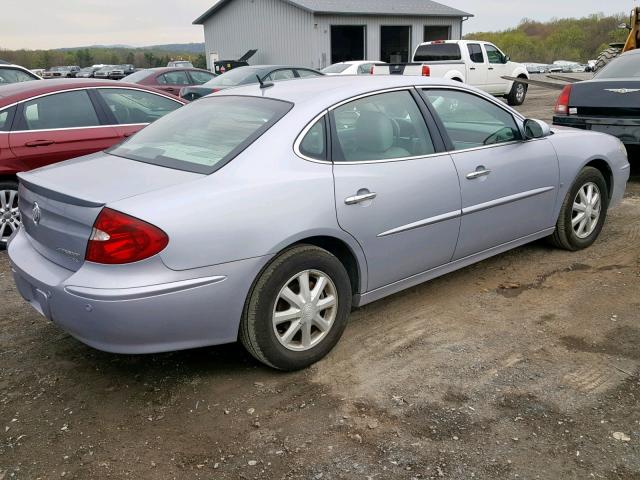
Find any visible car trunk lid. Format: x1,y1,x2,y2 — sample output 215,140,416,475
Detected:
17,152,202,271
571,79,640,116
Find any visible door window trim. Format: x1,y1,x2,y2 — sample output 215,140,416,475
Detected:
416,86,529,155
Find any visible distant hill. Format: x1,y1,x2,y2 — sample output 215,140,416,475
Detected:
57,43,205,54
464,13,628,63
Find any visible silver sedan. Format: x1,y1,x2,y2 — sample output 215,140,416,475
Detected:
8,76,630,370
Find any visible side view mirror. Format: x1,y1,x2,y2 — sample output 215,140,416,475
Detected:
503,55,510,64
523,118,551,139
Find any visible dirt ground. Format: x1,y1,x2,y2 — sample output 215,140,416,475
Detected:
1,82,639,480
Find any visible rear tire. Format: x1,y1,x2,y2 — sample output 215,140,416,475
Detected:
240,245,352,371
0,180,20,250
594,47,622,72
549,167,608,251
506,79,527,106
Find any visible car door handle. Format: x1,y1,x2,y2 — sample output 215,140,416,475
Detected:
466,168,492,180
345,192,377,205
470,67,476,70
488,67,494,70
25,140,55,147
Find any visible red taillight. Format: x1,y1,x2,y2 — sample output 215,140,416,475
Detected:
210,88,220,93
85,208,168,265
554,84,572,115
422,65,431,77
370,65,375,75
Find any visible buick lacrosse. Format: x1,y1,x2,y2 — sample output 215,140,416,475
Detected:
8,76,630,370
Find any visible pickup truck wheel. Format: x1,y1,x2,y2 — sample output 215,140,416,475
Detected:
506,81,527,106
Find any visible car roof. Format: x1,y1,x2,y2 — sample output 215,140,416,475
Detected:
0,79,186,104
214,75,469,110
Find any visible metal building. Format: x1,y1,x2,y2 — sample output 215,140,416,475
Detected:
194,0,473,70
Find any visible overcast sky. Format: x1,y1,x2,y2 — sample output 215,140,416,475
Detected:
2,0,634,50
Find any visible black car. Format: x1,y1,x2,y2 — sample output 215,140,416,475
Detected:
553,49,640,149
179,65,324,101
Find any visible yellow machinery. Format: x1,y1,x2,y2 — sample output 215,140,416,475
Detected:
596,7,640,70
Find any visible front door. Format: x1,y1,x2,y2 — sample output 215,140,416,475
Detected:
9,90,121,171
421,88,559,259
330,89,461,291
484,43,510,94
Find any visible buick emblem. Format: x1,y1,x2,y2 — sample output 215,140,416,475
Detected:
605,88,640,94
32,202,41,226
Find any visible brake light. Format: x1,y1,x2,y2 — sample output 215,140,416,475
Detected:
210,88,220,93
85,208,168,264
554,84,572,115
370,65,375,75
422,65,431,77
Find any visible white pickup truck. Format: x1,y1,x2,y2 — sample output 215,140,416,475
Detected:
373,40,530,105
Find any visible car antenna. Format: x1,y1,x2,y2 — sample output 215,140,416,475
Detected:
257,75,274,89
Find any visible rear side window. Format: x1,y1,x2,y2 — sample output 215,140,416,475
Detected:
266,69,296,81
332,90,435,162
108,96,293,174
189,70,216,84
97,89,181,125
414,43,462,62
0,106,16,131
296,69,323,78
21,91,100,130
298,116,326,160
159,71,190,85
467,44,484,64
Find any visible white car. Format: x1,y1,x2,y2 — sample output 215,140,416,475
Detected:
0,62,41,84
322,60,386,76
373,40,530,105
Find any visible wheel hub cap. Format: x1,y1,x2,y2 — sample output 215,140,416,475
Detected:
572,182,601,239
272,269,338,352
0,189,21,244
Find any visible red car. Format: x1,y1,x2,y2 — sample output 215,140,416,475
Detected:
122,67,217,96
0,79,186,247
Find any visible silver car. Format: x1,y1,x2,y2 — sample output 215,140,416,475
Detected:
7,76,630,370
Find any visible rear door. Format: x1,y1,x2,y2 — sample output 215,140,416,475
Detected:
329,89,461,291
93,87,183,138
421,88,559,259
9,89,121,171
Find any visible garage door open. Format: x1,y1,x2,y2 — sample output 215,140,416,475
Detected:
331,26,366,64
381,26,412,63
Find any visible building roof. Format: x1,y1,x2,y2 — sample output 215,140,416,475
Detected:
194,0,472,24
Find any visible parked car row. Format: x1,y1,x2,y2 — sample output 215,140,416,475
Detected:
43,66,81,78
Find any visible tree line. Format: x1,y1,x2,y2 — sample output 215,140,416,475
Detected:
0,47,207,70
465,13,629,63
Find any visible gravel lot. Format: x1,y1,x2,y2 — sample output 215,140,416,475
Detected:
1,80,639,480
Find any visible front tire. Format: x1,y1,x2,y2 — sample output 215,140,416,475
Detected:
549,167,609,251
0,180,20,250
506,79,527,106
240,245,352,370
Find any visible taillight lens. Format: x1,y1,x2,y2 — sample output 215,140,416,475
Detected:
85,208,168,264
554,84,572,115
370,65,375,75
422,65,431,77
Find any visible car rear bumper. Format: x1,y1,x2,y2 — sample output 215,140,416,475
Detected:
8,228,270,354
553,115,640,145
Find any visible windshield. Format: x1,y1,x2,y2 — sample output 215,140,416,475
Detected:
596,53,640,79
108,96,293,174
322,64,351,74
203,67,260,87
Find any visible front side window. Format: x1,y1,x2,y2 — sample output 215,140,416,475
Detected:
423,89,521,150
21,90,100,130
332,90,435,162
108,96,292,174
0,68,36,84
98,89,181,125
467,44,485,64
298,116,326,160
161,71,190,85
484,44,504,64
189,70,216,84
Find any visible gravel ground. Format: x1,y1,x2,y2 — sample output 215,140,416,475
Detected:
1,81,639,480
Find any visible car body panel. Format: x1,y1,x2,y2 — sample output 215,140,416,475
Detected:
7,76,630,355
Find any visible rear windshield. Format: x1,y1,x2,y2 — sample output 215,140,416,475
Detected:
595,53,640,79
413,43,462,62
322,64,351,74
108,96,293,174
122,70,152,82
204,67,260,87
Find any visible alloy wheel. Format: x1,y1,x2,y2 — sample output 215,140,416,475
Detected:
272,269,338,352
572,182,601,239
0,188,20,246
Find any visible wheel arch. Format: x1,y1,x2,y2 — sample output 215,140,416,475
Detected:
584,158,614,200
